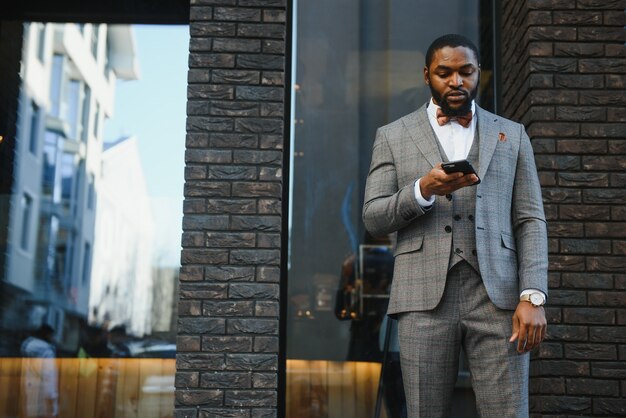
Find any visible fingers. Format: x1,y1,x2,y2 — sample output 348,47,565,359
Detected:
517,321,528,353
526,324,537,351
509,314,520,343
511,305,548,353
426,168,477,195
541,324,548,341
523,324,544,353
447,173,476,189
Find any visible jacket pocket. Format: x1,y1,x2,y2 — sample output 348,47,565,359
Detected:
501,232,517,252
394,235,424,256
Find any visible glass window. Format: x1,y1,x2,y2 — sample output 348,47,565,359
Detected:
29,100,39,154
81,242,91,285
103,33,110,77
67,79,81,140
81,84,91,142
91,24,100,59
93,102,100,138
20,193,33,251
287,1,494,417
32,22,46,62
60,152,76,207
87,173,95,210
1,23,186,418
42,130,60,199
36,214,57,282
49,54,64,118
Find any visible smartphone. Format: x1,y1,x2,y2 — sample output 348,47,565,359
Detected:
441,159,481,184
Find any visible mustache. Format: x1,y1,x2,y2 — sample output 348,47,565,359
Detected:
444,89,469,97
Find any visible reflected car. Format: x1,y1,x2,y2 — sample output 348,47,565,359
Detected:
129,342,176,358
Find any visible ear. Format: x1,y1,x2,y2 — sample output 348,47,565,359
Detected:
423,66,429,85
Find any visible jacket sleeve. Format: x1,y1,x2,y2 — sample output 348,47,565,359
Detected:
362,128,428,237
512,124,549,296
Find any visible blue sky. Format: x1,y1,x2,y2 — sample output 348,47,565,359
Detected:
104,25,189,267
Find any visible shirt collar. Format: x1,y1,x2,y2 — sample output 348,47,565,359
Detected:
427,98,475,119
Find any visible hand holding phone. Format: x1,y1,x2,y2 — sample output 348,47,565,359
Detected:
441,159,481,184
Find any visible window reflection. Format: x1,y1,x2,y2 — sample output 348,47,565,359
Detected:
1,22,183,418
28,101,39,154
288,0,491,416
20,194,33,252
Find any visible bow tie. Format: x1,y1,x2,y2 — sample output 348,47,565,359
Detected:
436,108,473,128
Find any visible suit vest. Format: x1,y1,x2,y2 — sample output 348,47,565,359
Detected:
434,127,481,274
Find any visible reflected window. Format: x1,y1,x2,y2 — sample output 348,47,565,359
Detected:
29,100,39,154
81,241,91,285
20,193,33,251
91,24,99,58
81,84,91,142
67,79,81,139
87,173,95,210
33,22,46,62
93,102,100,138
60,152,76,207
2,22,186,417
287,1,493,417
49,54,64,118
42,130,60,199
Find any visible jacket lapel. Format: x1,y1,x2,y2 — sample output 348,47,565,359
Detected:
476,105,499,180
401,103,442,169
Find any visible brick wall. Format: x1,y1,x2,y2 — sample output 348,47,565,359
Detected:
500,0,626,416
175,1,287,417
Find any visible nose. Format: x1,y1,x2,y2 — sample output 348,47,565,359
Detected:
450,73,463,87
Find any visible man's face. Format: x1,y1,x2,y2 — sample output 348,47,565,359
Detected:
424,46,480,116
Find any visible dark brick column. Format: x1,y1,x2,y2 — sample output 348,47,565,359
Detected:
500,0,626,416
175,1,286,417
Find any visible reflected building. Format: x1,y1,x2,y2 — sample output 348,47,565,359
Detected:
151,266,180,340
1,22,139,355
90,135,155,337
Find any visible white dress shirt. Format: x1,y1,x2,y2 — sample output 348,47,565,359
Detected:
414,98,476,207
412,98,546,303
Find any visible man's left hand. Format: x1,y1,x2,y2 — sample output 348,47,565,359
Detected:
509,302,547,353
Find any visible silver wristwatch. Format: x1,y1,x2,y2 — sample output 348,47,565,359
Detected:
520,292,545,307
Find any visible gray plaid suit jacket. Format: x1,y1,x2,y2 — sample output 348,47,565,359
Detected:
363,103,548,315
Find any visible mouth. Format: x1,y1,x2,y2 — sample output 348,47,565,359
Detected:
444,91,468,105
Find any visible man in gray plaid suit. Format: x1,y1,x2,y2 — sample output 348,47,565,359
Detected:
363,34,548,417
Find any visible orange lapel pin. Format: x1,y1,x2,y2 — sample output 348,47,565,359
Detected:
499,132,506,142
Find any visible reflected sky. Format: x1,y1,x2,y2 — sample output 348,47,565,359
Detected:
104,25,188,268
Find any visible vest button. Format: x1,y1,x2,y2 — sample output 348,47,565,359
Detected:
453,215,461,221
455,248,462,254
446,194,452,201
468,214,474,221
445,225,452,233
472,249,477,256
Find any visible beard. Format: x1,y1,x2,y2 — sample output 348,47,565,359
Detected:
429,78,479,116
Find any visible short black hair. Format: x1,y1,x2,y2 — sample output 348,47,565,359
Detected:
425,34,480,68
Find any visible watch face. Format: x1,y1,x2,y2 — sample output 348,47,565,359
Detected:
530,293,543,306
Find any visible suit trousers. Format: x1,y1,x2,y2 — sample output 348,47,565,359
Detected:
397,261,529,418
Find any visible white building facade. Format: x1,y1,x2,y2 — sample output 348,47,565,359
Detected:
90,136,155,337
